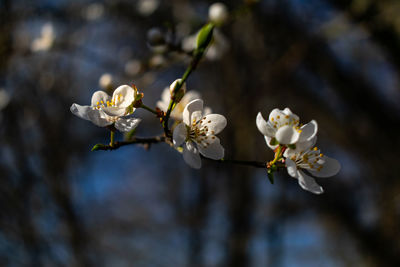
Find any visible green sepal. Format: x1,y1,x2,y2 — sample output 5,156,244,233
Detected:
196,23,214,52
269,137,279,146
288,144,296,149
267,169,274,184
124,128,136,141
91,143,107,151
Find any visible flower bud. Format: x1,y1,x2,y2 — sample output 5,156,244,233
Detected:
196,23,214,53
169,79,186,102
208,2,229,25
147,27,165,46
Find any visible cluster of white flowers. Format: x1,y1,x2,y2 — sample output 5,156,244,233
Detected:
256,108,341,194
70,2,340,195
70,81,340,194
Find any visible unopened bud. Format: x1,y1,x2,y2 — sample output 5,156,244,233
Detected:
196,23,214,53
147,27,165,46
208,2,229,25
169,79,186,102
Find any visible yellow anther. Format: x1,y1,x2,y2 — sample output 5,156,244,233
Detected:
100,100,104,104
277,115,280,119
313,147,318,151
96,101,100,105
271,118,274,121
285,115,289,119
319,153,323,157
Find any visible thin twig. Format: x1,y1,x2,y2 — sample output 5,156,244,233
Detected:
202,156,268,169
94,136,166,151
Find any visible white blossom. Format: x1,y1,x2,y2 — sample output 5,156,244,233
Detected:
70,85,141,132
31,23,55,52
173,99,226,169
256,108,317,146
209,2,229,25
137,0,159,16
98,73,113,89
284,140,341,194
156,80,211,121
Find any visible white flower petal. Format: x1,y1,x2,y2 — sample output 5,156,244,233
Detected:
297,170,324,194
112,85,135,108
183,141,201,169
298,120,318,142
173,123,187,146
182,91,201,103
91,91,111,107
70,104,91,121
285,158,299,178
201,114,227,135
308,156,341,178
156,88,170,112
101,106,128,117
256,112,275,137
268,108,285,122
87,109,112,127
284,136,317,157
169,79,186,94
115,118,141,132
198,136,224,159
275,125,300,144
191,111,203,123
203,106,212,115
156,100,169,112
183,99,203,126
264,136,278,150
283,107,299,122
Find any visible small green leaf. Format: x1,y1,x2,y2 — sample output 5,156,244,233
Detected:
91,143,107,151
267,169,274,184
288,144,296,149
269,137,279,146
196,23,214,51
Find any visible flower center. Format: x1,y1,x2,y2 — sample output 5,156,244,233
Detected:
94,94,123,109
187,117,216,149
270,115,301,132
291,147,324,172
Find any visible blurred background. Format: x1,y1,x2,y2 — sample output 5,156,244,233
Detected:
1,0,400,266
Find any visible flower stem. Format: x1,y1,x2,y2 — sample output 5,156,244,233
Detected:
162,26,214,138
140,103,158,115
110,130,115,147
270,145,283,165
